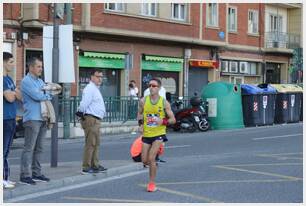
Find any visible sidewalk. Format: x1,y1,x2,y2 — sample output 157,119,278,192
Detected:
4,132,143,202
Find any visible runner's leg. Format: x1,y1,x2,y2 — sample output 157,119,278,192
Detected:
148,140,163,183
141,142,151,166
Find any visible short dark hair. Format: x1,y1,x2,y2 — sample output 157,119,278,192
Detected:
149,78,161,86
90,69,102,76
3,52,13,62
130,80,136,83
27,57,42,68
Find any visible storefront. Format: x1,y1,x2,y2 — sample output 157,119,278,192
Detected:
78,51,125,97
188,59,219,95
141,54,183,97
220,59,263,84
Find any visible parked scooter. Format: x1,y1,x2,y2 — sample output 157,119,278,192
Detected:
170,93,210,132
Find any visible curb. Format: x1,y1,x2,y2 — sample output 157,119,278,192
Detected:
4,163,144,202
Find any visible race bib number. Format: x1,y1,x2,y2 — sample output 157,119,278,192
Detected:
146,114,160,127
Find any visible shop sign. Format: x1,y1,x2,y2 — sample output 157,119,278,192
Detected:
189,60,219,68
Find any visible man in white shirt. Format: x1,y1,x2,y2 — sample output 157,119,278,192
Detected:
130,80,139,96
79,70,107,174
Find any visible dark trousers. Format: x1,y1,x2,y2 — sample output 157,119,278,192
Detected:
20,121,47,178
3,119,16,180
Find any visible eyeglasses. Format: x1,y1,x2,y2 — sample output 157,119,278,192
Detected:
149,84,159,88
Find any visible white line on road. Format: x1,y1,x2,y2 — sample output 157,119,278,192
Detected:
6,170,147,203
165,145,191,149
252,133,302,140
63,196,164,203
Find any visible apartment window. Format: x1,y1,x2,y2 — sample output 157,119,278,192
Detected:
248,10,258,34
269,14,283,32
141,3,157,16
239,62,248,73
207,3,218,27
229,61,238,73
221,61,228,72
228,7,237,32
105,3,124,12
249,62,257,75
172,3,186,21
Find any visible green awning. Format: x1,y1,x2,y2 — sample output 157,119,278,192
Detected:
84,52,125,59
79,55,124,69
145,55,184,63
142,60,183,72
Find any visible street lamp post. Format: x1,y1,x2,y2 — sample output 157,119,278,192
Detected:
63,3,72,139
51,3,60,167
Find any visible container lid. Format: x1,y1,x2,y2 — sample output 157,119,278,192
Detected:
270,84,303,93
241,84,263,94
257,84,277,94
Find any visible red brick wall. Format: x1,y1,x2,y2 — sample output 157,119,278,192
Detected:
203,3,226,42
72,3,82,25
90,3,200,38
39,4,52,22
3,3,21,20
228,3,262,47
221,50,263,60
265,54,290,62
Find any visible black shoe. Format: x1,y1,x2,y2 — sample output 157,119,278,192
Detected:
20,177,36,185
157,159,166,163
81,168,94,175
92,165,107,173
32,174,50,182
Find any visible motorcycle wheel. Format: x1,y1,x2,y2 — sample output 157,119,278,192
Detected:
198,120,210,131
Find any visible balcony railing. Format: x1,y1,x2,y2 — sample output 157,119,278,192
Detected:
265,32,300,49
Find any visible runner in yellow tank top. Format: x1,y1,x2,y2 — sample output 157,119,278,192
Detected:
143,95,166,137
137,78,176,192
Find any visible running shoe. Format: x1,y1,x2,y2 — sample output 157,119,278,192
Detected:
147,181,157,192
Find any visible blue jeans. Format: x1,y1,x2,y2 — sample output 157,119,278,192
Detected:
3,119,16,181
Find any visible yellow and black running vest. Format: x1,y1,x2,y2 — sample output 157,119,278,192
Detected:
143,95,166,138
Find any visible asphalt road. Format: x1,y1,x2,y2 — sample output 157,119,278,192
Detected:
10,123,303,203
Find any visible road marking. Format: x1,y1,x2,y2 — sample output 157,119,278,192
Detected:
220,162,302,167
214,165,301,181
157,178,300,185
6,170,147,203
256,152,303,160
252,133,302,140
63,196,163,203
256,152,302,156
165,145,191,149
138,184,221,203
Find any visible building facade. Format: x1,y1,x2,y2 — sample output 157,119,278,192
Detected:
3,3,302,97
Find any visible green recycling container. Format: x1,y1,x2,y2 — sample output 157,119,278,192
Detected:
201,81,244,130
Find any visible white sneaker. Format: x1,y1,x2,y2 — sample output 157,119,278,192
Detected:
7,180,16,185
3,180,15,189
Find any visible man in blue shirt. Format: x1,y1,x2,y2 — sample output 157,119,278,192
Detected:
3,52,22,189
79,69,107,174
20,57,52,185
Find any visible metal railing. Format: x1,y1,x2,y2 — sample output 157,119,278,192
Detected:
57,95,193,125
265,32,300,49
